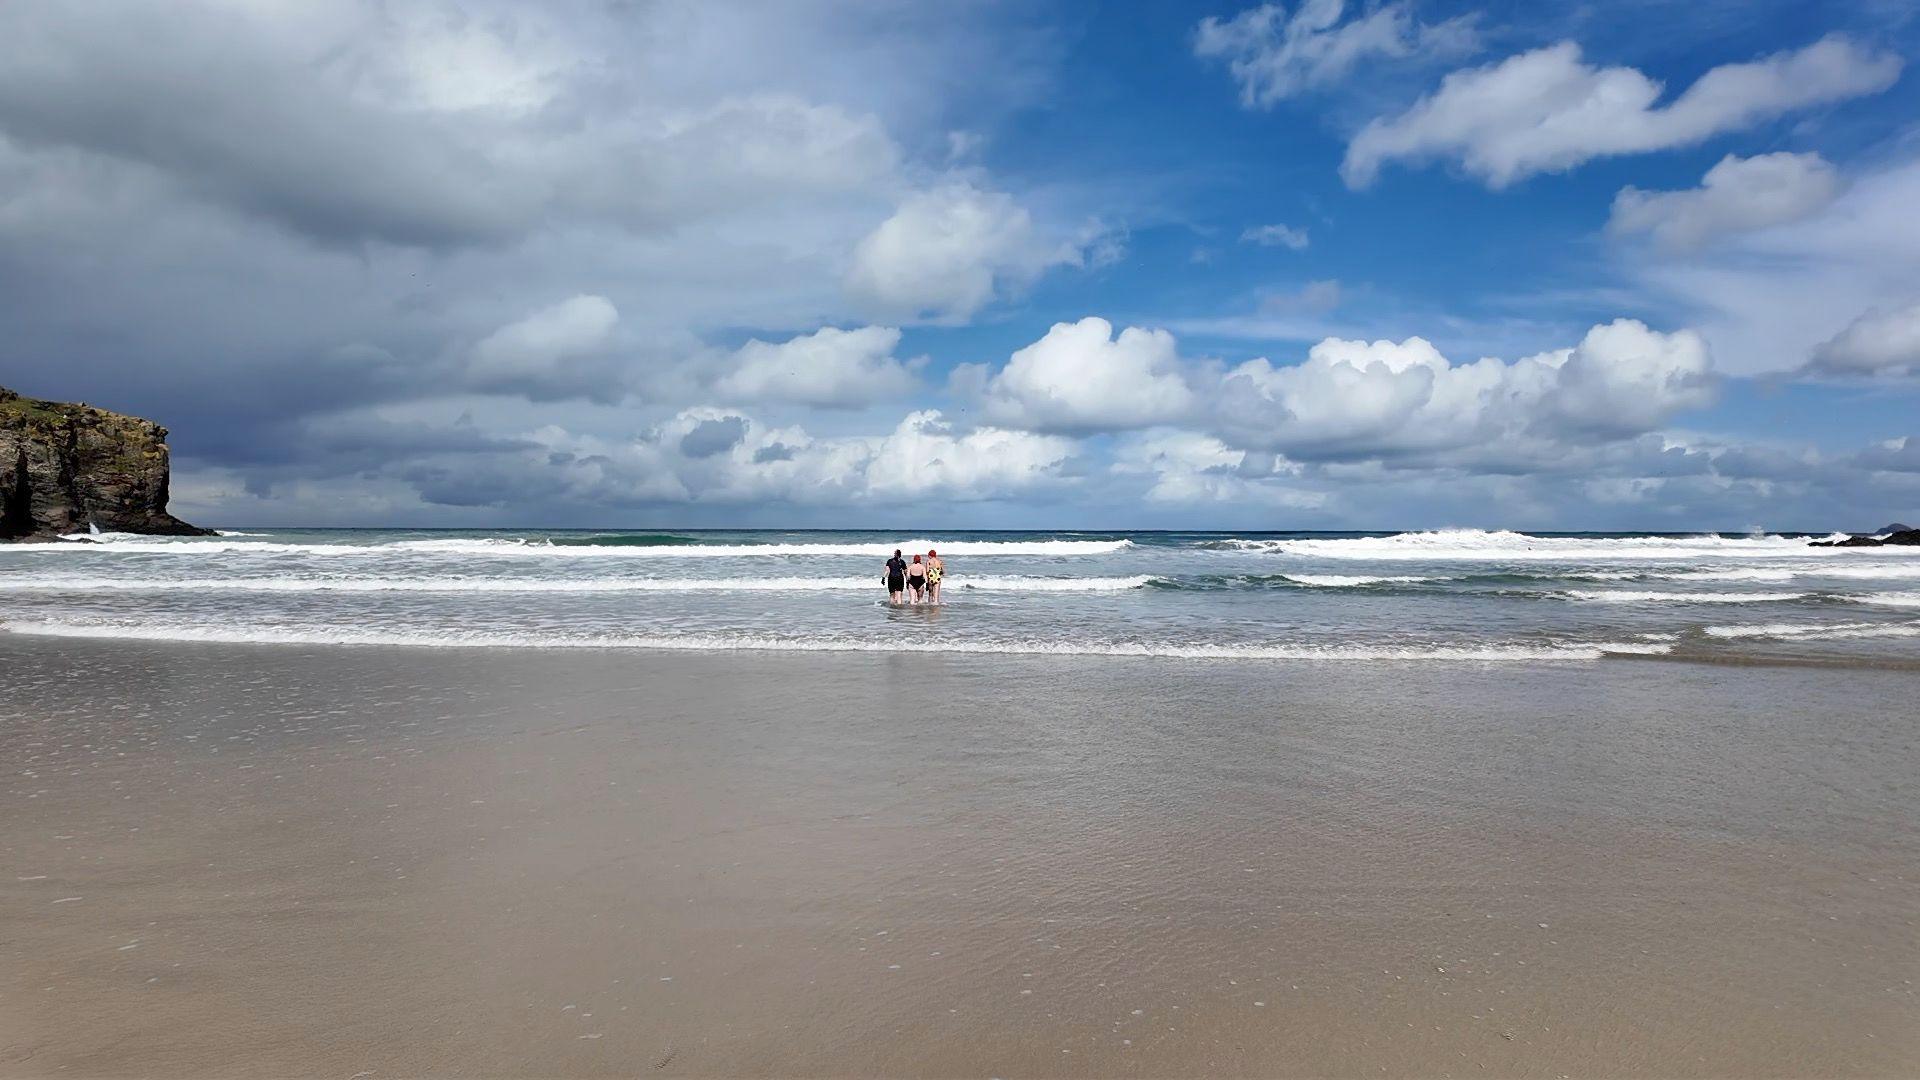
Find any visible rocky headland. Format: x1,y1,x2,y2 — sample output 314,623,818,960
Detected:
1,387,208,541
1809,525,1920,548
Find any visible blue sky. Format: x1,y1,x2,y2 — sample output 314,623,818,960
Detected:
1,0,1917,529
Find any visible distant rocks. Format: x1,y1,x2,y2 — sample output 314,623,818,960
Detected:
1,387,209,541
1810,528,1920,548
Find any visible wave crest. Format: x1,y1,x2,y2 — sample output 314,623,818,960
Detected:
1222,529,1893,562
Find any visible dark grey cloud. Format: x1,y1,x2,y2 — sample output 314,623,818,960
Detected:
679,416,748,459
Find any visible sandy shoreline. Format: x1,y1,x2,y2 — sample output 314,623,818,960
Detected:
2,637,1916,1077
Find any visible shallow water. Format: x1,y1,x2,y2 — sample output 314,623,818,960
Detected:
1,639,1915,1076
5,528,1920,665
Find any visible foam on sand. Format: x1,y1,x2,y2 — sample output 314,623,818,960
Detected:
0,618,1670,661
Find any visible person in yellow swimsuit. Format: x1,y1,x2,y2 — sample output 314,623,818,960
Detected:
925,548,945,605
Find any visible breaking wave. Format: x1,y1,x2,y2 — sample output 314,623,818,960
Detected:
22,536,1135,558
1561,589,1814,604
1854,592,1920,609
1281,574,1440,588
0,574,1153,594
1209,529,1876,561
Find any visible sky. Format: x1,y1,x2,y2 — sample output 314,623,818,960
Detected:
2,0,1918,531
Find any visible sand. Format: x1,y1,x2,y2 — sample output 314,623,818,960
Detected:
2,637,1916,1077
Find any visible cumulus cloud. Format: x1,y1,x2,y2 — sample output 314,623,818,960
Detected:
1112,430,1324,508
1544,319,1717,436
1343,36,1901,189
981,317,1197,433
1609,153,1841,250
717,326,920,408
864,411,1075,500
0,0,1116,518
1214,319,1714,458
1808,302,1920,376
1194,0,1478,108
1241,222,1310,249
844,182,1089,323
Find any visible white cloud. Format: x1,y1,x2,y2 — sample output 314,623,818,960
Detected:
1809,301,1920,376
1622,155,1920,375
1545,319,1717,436
717,325,920,408
982,317,1197,432
1609,152,1840,251
1194,0,1478,108
1241,222,1310,249
467,295,622,400
863,410,1075,500
1112,430,1324,508
844,182,1086,323
1214,319,1714,456
468,405,1073,510
1343,36,1901,189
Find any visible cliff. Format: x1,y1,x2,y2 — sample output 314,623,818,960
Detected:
1,387,210,540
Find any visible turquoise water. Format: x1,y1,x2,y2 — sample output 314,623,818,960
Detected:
3,528,1919,663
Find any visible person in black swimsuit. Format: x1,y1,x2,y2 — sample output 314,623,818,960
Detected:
884,549,907,605
906,554,927,603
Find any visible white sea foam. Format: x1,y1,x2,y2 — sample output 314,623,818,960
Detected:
0,574,1152,594
1854,592,1920,608
11,536,1134,558
1702,620,1920,640
1282,574,1437,587
1794,564,1920,580
1562,589,1812,604
1233,529,1899,561
1649,568,1800,583
0,618,1668,661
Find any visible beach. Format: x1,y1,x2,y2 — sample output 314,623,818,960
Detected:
3,635,1915,1077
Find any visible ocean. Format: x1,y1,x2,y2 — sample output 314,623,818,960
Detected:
5,527,1919,665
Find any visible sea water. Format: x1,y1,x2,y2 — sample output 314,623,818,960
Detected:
3,528,1919,664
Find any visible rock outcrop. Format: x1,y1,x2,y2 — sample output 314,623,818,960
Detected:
1810,528,1920,548
1,387,209,540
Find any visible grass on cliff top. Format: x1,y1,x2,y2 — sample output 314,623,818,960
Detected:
1,388,134,427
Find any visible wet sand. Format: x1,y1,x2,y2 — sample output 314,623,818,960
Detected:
1,637,1916,1077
